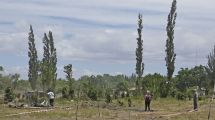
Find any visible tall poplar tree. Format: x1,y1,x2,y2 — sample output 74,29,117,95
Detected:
206,45,215,93
41,31,57,91
49,31,57,91
41,33,50,91
135,14,144,95
28,25,38,90
165,0,177,82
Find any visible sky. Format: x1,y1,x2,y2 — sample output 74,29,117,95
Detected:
0,0,215,79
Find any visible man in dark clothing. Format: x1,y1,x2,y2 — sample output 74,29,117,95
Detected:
144,90,152,111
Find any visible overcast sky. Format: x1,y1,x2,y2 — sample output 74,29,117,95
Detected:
0,0,214,79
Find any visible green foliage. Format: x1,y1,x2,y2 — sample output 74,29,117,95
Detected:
105,89,112,103
206,45,215,92
175,66,208,92
64,64,74,99
62,87,68,99
87,87,97,101
28,25,39,90
176,91,187,100
4,87,15,103
49,31,57,91
41,31,57,91
159,79,169,98
165,0,177,82
11,73,20,90
135,14,144,95
142,73,164,98
0,66,3,71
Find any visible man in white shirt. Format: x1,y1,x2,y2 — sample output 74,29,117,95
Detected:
47,90,55,107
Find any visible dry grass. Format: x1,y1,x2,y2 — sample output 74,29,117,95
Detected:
0,98,214,120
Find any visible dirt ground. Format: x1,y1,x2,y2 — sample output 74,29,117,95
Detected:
0,99,215,120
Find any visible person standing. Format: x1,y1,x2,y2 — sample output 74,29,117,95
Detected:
47,90,55,107
193,89,198,111
144,90,152,111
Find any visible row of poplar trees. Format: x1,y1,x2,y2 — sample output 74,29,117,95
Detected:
136,0,215,96
28,25,57,91
135,0,177,96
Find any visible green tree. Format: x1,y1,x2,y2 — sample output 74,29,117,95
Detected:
135,13,144,95
41,33,50,91
64,64,74,99
11,73,20,90
206,45,215,93
0,66,3,71
142,73,164,98
49,31,57,91
165,0,177,82
176,66,208,92
165,0,177,96
0,66,3,78
41,31,57,91
28,25,39,90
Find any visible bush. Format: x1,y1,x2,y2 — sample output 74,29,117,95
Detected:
176,92,187,100
105,93,112,103
128,98,132,107
68,89,74,99
4,87,14,103
62,87,68,99
87,88,97,101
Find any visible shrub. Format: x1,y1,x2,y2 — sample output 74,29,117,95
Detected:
128,98,132,107
105,93,112,103
68,89,74,99
62,87,68,99
176,92,187,100
4,87,14,103
87,88,97,101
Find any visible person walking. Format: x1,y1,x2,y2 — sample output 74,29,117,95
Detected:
144,90,152,111
47,90,55,107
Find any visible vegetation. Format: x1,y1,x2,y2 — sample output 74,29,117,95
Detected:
206,45,215,93
28,25,39,90
0,0,214,120
135,13,144,95
165,0,177,97
41,31,57,91
64,64,74,99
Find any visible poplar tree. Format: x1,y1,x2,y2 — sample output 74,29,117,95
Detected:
41,33,50,91
165,0,177,82
206,45,215,94
41,31,57,91
64,64,74,99
135,14,144,95
49,31,57,91
28,25,38,90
